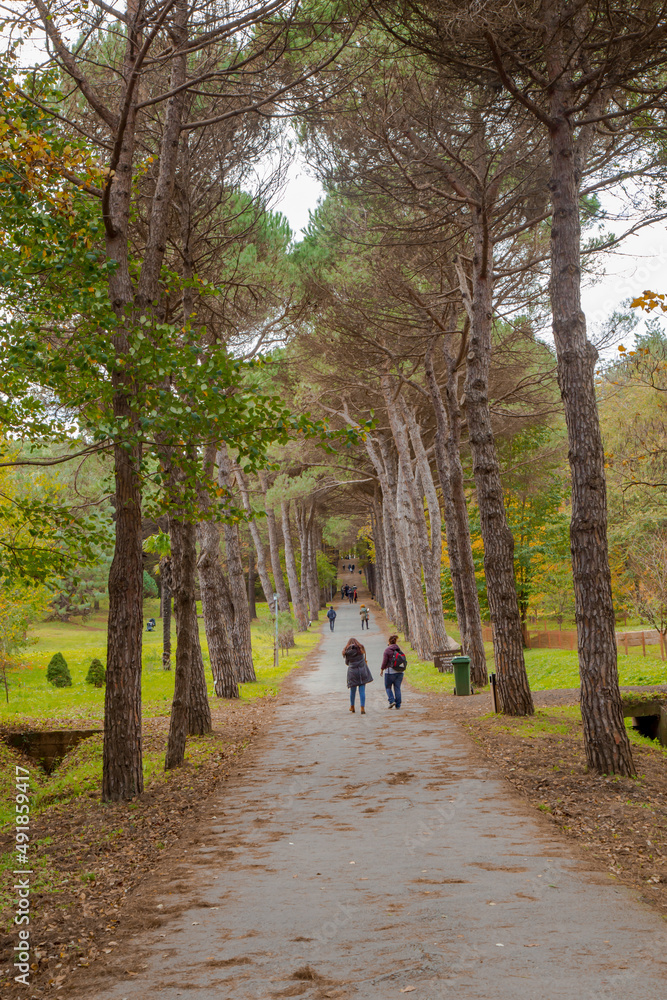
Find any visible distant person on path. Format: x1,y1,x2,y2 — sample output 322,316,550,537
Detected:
327,606,337,631
348,588,354,604
359,605,369,630
343,637,373,714
380,633,407,710
353,587,358,603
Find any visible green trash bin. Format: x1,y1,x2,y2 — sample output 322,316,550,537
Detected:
452,655,472,696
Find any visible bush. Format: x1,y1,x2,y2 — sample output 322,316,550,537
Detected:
143,571,158,598
46,652,72,688
85,658,106,688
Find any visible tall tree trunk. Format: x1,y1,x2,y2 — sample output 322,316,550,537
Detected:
267,509,290,611
234,463,275,612
103,438,144,800
102,68,143,803
548,74,634,774
308,516,321,617
258,471,290,612
281,500,309,629
370,502,386,611
217,448,255,683
160,557,172,671
378,432,432,656
197,518,239,699
404,404,452,655
461,225,533,715
247,543,257,619
297,501,320,620
165,512,197,770
424,337,487,686
103,2,188,797
188,625,212,735
223,521,256,682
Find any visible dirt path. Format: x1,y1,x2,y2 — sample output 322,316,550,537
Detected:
72,585,666,999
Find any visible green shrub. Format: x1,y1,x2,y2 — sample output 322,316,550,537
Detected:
46,653,72,688
85,658,106,688
143,571,158,598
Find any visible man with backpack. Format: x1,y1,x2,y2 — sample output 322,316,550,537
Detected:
380,633,407,709
326,606,337,632
359,605,370,630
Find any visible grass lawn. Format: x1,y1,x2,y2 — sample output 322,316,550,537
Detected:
0,600,321,726
0,602,321,830
390,621,667,696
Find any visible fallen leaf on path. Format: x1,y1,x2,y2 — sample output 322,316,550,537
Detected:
400,987,416,993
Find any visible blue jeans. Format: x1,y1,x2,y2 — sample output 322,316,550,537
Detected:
329,619,335,630
384,671,403,707
349,684,366,708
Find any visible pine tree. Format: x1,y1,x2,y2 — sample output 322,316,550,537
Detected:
46,653,72,688
86,658,106,688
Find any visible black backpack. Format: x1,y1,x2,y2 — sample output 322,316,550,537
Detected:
391,648,407,672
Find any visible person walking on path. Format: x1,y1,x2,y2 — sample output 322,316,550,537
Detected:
359,605,369,630
353,586,358,603
348,588,354,604
343,637,373,714
327,606,337,631
381,633,407,710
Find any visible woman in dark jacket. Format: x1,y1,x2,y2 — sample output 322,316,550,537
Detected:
342,637,373,714
380,634,405,709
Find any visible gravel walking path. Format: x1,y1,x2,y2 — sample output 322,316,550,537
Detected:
76,584,667,999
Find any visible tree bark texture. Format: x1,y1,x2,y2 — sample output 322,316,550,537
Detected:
160,557,172,670
462,225,533,715
234,463,275,612
101,25,143,802
103,440,144,800
188,625,212,735
404,404,452,655
424,338,488,686
377,433,432,656
165,512,197,770
223,521,256,682
297,501,320,621
258,471,291,612
247,543,257,619
217,448,256,683
281,500,309,629
197,518,239,699
548,73,634,774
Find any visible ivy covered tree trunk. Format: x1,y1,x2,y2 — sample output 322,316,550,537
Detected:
197,518,239,699
548,74,634,775
462,223,533,715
